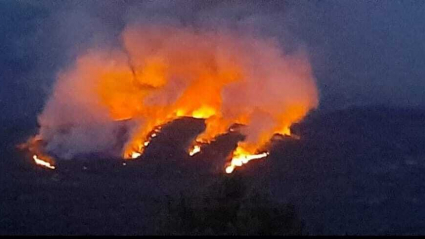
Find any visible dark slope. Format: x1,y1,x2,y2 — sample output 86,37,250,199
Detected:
1,106,425,235
266,106,425,235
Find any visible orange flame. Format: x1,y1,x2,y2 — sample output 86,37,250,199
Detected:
33,155,55,170
226,146,269,174
31,25,318,173
189,144,201,156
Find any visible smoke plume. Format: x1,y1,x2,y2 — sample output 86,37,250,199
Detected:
36,24,318,160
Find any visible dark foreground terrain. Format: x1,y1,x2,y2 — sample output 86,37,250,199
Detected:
1,106,425,235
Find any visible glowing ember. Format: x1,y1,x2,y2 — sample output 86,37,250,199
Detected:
32,155,55,170
189,145,201,156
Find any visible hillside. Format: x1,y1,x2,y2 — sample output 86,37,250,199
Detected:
1,106,425,235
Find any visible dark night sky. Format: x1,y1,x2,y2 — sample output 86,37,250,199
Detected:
1,0,425,121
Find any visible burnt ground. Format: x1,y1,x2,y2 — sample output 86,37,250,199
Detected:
1,106,425,235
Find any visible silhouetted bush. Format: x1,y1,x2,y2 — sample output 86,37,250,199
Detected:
154,173,304,235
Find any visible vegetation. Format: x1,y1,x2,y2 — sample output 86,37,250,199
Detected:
155,173,304,235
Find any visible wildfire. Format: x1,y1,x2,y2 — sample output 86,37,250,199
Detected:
126,126,162,159
33,155,55,170
25,25,319,174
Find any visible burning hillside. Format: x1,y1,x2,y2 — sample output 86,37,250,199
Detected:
23,25,319,173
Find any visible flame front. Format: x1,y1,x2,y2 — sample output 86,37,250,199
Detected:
189,144,201,156
226,151,269,174
33,155,55,170
130,152,141,159
29,25,319,173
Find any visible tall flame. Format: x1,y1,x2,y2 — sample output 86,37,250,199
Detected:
31,25,318,172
